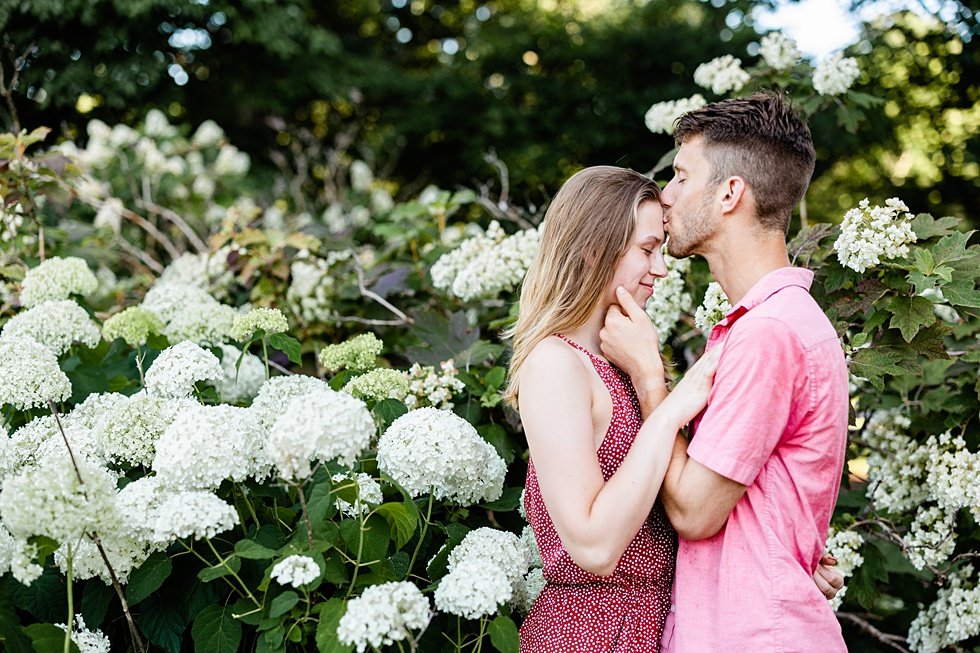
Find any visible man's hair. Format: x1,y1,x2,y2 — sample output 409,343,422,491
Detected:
674,92,815,233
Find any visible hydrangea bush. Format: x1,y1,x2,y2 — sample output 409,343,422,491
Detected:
0,32,977,653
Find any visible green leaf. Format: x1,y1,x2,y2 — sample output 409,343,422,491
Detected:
886,296,936,342
850,349,905,391
381,551,411,581
911,214,960,240
11,566,66,622
269,591,300,618
315,598,353,653
321,551,348,586
340,514,389,564
374,398,408,428
477,424,516,464
912,247,936,274
375,502,418,549
480,486,523,511
788,223,836,264
198,557,241,583
234,539,279,560
126,551,173,605
0,579,32,652
136,594,186,653
930,231,975,267
484,366,506,391
191,605,242,653
268,333,303,365
305,473,337,525
942,279,980,309
25,623,80,653
489,615,520,653
427,523,471,579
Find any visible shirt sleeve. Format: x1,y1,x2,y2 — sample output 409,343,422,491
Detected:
687,316,804,486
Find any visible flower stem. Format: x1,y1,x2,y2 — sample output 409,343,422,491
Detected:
204,537,261,608
407,493,434,577
262,337,270,380
293,480,315,548
64,546,73,653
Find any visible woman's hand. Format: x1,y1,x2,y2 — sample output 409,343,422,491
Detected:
660,345,722,427
813,554,845,600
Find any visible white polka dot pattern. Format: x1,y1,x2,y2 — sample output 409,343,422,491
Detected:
520,335,676,652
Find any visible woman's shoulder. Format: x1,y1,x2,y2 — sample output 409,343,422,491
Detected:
522,336,590,381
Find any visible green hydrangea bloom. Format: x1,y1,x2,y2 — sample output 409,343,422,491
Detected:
342,368,409,402
103,306,164,347
319,333,383,373
230,307,289,342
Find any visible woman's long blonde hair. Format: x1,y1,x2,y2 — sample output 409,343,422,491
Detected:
503,166,661,409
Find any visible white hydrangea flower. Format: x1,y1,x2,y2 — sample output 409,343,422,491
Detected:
834,197,917,273
0,201,25,242
191,120,225,148
644,253,692,342
151,490,239,542
447,528,530,593
349,160,374,193
157,250,235,297
434,557,513,619
19,256,98,307
812,54,861,96
693,282,732,332
903,504,957,571
249,374,333,431
213,144,250,176
824,528,864,610
513,567,546,614
643,93,708,134
863,409,931,513
403,360,466,409
143,108,176,139
141,282,236,346
377,408,506,505
0,337,72,410
230,307,289,341
56,615,111,653
926,433,980,522
153,404,268,489
520,525,543,570
759,33,801,71
286,251,353,323
98,393,195,467
4,531,43,585
0,455,116,546
338,581,431,653
430,221,541,302
0,299,101,356
102,306,163,348
93,197,124,233
693,55,751,95
145,341,223,399
211,344,267,405
270,554,320,588
342,369,411,403
908,564,980,653
332,472,384,518
268,388,374,481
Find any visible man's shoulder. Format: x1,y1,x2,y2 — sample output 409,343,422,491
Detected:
741,286,837,348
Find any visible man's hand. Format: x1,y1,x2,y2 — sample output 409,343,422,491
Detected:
600,286,664,385
812,554,845,600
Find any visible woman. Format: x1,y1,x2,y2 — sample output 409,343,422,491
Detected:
504,166,717,652
505,166,838,652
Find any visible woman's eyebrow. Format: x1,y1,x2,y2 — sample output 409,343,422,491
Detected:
638,233,664,246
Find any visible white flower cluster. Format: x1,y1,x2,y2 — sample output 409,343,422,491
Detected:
0,201,24,242
286,251,352,323
98,392,194,467
151,489,240,542
230,307,289,341
693,282,732,332
211,344,267,404
863,409,929,513
926,432,980,522
903,505,956,571
268,388,374,481
694,55,751,95
338,581,431,652
908,564,980,653
834,198,917,273
19,256,98,307
0,336,72,409
102,306,163,347
145,341,224,399
824,528,864,610
332,472,384,518
513,525,546,613
435,528,529,620
644,94,708,135
342,368,411,403
141,282,238,346
153,404,267,488
759,33,801,71
430,221,541,302
319,333,384,373
378,408,506,505
56,615,111,653
644,253,692,342
812,54,861,96
0,299,101,356
404,360,466,409
270,554,321,588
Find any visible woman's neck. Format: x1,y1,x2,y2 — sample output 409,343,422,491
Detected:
562,303,608,357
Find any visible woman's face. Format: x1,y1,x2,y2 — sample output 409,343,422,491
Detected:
606,200,668,307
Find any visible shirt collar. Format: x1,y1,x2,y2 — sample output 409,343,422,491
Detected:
716,267,814,328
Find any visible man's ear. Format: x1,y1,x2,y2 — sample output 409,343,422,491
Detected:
719,176,747,215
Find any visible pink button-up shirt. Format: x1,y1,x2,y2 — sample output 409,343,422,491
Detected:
665,267,848,653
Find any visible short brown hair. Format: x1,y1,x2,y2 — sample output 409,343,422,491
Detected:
674,92,815,233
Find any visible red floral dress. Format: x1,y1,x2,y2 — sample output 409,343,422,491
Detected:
520,335,676,653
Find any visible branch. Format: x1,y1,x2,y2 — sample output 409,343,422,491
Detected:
352,258,412,326
837,613,910,653
139,175,208,253
0,38,33,133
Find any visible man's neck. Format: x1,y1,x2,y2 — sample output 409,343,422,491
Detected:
704,237,791,305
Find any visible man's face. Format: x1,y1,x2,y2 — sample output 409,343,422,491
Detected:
661,136,719,259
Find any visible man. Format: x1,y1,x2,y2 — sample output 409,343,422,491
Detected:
600,92,849,651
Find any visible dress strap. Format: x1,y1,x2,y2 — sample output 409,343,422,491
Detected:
554,334,611,367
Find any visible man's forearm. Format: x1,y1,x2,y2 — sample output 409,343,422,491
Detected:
660,434,692,525
634,376,668,419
